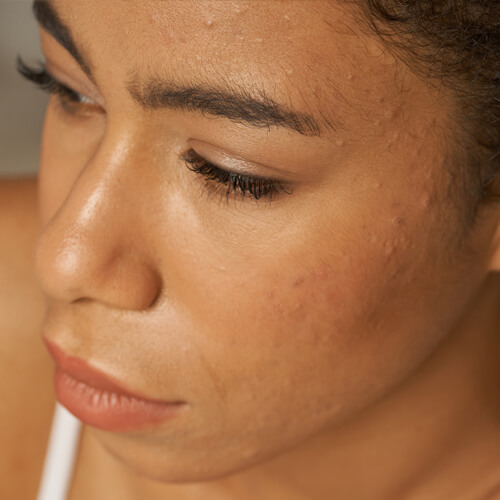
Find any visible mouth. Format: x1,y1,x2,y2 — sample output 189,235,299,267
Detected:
44,339,186,432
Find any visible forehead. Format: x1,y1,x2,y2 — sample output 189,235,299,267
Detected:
49,0,408,133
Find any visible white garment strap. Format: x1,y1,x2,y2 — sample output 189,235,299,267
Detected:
37,403,82,500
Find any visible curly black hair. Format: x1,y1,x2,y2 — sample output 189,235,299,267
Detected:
357,0,500,219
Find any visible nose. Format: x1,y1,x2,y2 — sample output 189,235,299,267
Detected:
35,136,162,311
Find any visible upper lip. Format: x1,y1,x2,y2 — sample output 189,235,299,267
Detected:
43,338,173,403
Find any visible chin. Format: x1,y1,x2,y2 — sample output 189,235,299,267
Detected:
95,430,275,484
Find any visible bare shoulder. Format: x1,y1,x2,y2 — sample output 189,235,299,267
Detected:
0,178,56,500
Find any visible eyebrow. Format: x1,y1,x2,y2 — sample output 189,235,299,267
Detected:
128,81,323,136
33,0,326,137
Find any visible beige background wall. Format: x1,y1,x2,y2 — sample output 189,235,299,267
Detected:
0,0,47,177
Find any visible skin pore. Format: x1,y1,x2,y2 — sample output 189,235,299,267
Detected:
30,0,500,499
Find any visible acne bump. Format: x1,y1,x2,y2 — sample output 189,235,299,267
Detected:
203,18,215,28
293,277,305,288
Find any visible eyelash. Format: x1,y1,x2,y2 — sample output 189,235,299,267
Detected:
17,57,96,113
18,58,291,203
183,149,291,202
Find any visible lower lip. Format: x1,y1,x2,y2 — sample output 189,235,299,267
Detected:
54,368,184,432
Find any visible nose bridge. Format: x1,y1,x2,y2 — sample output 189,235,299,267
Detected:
35,127,162,311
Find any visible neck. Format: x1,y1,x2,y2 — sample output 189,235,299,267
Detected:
74,274,500,500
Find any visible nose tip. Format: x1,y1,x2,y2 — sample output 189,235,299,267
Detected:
35,218,162,312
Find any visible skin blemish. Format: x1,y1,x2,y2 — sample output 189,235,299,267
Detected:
385,244,396,260
310,265,330,281
385,107,400,120
420,194,432,209
293,277,305,287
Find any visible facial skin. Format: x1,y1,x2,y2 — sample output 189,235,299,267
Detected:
33,0,500,498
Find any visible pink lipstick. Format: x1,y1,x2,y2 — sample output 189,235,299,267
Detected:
44,339,185,432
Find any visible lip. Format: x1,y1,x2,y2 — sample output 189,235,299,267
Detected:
44,339,185,431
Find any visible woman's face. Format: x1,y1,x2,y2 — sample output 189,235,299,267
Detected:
35,0,499,482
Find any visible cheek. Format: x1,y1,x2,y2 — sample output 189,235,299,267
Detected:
167,206,407,386
175,210,406,351
159,180,467,434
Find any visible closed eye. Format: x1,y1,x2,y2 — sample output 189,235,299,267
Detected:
17,57,101,114
182,149,292,202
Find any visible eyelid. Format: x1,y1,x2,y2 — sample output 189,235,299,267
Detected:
50,72,96,106
45,61,104,108
187,139,301,182
183,148,291,202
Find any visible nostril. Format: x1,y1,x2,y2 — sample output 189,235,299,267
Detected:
146,279,164,310
110,260,163,311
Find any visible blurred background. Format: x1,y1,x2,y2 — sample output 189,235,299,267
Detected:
1,0,47,177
